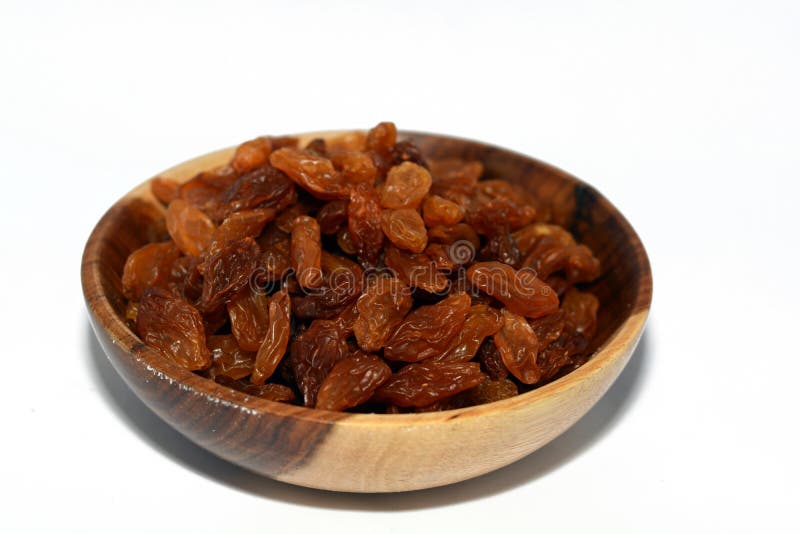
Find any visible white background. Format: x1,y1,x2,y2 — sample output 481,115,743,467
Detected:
1,1,798,532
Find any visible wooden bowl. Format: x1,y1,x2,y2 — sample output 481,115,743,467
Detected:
82,131,652,493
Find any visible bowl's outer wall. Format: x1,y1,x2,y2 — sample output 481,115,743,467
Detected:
82,132,652,492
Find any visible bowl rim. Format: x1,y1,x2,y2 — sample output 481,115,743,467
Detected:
82,130,652,427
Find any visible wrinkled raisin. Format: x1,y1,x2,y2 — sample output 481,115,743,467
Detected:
137,287,211,370
200,237,260,311
316,353,391,411
270,147,349,200
384,293,471,362
373,361,485,408
122,242,180,300
166,199,216,256
290,215,323,288
433,305,502,363
353,276,413,352
251,288,292,384
380,208,427,253
467,261,559,319
380,162,432,210
494,309,541,384
422,195,464,227
207,335,255,380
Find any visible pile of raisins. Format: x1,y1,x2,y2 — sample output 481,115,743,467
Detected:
122,122,602,412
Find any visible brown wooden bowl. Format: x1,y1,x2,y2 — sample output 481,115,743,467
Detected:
82,131,652,493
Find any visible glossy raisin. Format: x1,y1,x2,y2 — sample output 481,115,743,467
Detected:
353,276,413,352
422,195,464,227
433,305,503,363
315,353,392,411
290,215,323,288
380,162,432,209
122,241,180,300
200,237,260,311
269,147,349,200
230,137,272,174
384,245,448,293
348,183,383,263
467,261,559,319
373,361,485,408
380,208,427,253
227,287,270,351
384,292,471,362
493,309,541,384
165,199,216,256
251,289,292,384
289,317,350,406
137,287,211,370
207,334,255,380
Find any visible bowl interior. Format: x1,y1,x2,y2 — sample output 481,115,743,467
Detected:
83,131,652,416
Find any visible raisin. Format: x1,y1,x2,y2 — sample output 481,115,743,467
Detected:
365,121,397,158
384,292,471,362
336,227,358,255
348,183,383,263
353,276,413,352
230,137,272,174
214,376,296,403
151,177,180,205
373,361,485,408
390,140,428,168
178,168,238,209
384,245,448,293
316,200,348,235
200,237,260,311
274,203,307,233
561,288,599,339
122,242,180,300
252,288,292,384
464,378,518,405
466,261,559,319
260,237,291,282
379,162,432,210
428,158,483,196
206,208,275,258
291,251,364,319
494,309,541,384
137,287,211,370
529,310,566,346
327,131,367,152
207,334,255,380
512,223,576,257
422,195,464,227
304,138,328,157
424,243,457,271
331,150,377,186
165,199,216,256
479,232,521,266
315,353,392,411
289,317,350,406
468,180,537,233
290,215,323,288
269,147,349,200
215,165,296,219
380,208,427,253
520,235,569,278
478,339,509,380
565,244,601,283
427,223,480,250
433,305,503,363
227,288,269,351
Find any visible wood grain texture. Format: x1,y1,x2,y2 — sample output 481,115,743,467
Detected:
82,131,652,492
